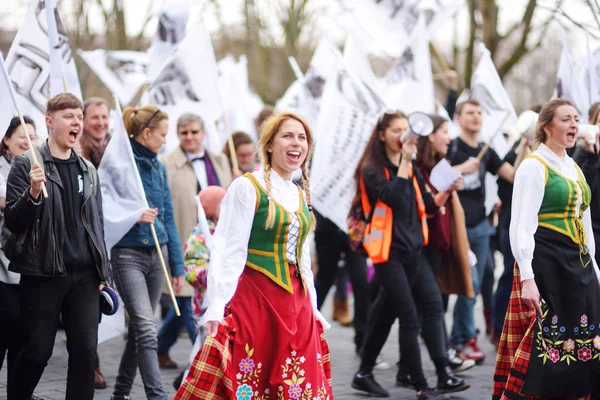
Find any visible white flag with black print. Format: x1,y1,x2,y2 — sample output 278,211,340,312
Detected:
328,0,420,58
418,0,463,39
146,0,190,81
310,48,387,232
0,0,82,139
382,16,435,114
143,21,223,153
276,36,338,137
78,49,148,106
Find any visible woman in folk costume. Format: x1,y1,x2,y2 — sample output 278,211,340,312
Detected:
175,111,333,400
493,99,600,400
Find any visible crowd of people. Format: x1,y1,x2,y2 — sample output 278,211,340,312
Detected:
1,84,600,400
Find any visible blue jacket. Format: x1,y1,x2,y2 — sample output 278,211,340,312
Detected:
115,140,184,277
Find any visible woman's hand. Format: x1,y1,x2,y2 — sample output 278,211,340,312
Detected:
449,175,463,192
205,320,219,337
401,140,417,160
138,208,158,224
172,275,184,294
521,278,542,316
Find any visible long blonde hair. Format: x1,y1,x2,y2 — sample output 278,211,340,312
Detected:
257,111,316,231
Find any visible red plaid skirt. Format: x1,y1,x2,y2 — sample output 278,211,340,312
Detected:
492,263,594,400
175,265,333,400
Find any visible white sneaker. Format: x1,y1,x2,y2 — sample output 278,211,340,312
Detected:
374,354,391,371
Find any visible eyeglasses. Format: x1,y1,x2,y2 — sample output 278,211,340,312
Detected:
179,130,202,136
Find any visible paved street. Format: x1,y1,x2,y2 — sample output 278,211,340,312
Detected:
0,294,495,400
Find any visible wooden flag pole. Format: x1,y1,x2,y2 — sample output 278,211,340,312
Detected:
150,223,180,316
0,52,47,197
476,111,511,161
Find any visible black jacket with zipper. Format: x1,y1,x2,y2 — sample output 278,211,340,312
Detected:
3,141,109,282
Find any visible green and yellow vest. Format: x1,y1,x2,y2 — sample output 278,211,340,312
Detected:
244,173,311,294
530,155,592,266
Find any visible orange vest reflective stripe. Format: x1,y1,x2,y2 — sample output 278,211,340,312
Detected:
409,163,429,246
361,165,429,263
361,169,393,264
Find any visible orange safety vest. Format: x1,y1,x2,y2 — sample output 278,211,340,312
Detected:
361,164,429,264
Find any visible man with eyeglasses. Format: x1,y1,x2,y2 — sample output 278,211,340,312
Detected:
157,113,232,372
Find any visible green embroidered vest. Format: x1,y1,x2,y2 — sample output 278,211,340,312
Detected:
530,154,591,250
244,173,311,294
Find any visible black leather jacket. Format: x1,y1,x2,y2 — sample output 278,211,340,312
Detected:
3,142,109,282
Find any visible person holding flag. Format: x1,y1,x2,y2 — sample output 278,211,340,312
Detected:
176,111,333,400
110,104,184,400
5,93,110,400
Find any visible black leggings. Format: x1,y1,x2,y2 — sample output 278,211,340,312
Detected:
359,251,428,391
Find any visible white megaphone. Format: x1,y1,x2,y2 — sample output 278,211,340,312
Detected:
578,124,600,145
401,112,435,143
509,110,538,143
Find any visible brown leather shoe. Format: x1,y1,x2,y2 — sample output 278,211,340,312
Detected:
333,299,353,327
95,368,107,389
158,352,178,369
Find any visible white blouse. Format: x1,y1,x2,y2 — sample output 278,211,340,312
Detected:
510,143,599,281
203,168,330,329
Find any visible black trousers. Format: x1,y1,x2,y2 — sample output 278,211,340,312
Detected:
0,281,24,394
398,251,448,374
8,268,100,400
359,250,429,391
314,228,369,349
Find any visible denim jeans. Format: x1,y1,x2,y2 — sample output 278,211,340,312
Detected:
8,268,99,400
493,227,514,332
450,219,490,346
112,246,168,400
157,296,196,354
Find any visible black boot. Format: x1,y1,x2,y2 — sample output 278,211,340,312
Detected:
395,363,412,388
436,366,470,393
352,372,389,398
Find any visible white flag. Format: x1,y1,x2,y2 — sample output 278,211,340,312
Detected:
144,21,224,153
382,17,435,114
147,0,191,81
328,0,420,58
98,99,148,252
470,43,516,158
0,0,82,139
78,49,148,106
310,49,386,231
554,38,589,121
218,55,263,142
276,36,338,135
418,0,463,39
46,0,64,97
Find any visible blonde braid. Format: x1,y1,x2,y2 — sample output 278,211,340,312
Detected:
301,162,317,231
263,163,277,230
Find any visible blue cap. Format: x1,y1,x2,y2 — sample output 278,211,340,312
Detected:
100,286,119,316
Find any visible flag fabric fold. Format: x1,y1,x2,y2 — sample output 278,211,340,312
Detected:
97,99,148,253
